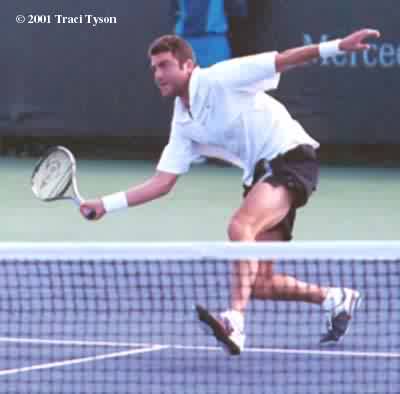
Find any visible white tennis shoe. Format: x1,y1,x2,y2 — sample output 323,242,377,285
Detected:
320,288,362,344
196,305,245,355
219,310,246,354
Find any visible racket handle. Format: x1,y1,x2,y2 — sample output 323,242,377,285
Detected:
83,207,97,220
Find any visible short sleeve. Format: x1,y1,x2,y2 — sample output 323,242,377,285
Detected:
203,52,281,92
156,127,200,174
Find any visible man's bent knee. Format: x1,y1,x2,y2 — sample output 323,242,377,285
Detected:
228,218,255,241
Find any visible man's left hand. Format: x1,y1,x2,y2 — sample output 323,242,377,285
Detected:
340,29,381,52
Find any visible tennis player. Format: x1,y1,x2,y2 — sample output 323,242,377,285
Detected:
81,28,380,354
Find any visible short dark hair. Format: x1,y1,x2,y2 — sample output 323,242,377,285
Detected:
148,35,196,65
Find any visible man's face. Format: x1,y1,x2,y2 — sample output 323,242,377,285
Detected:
150,52,193,98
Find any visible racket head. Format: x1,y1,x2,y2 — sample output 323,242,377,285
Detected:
31,146,77,202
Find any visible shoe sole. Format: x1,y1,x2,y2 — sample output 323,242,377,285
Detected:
195,305,241,355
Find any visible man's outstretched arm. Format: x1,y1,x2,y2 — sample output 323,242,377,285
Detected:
275,28,381,73
79,171,178,220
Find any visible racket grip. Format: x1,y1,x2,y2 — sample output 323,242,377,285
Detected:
83,207,97,220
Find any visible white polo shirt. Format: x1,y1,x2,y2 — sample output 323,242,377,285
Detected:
157,52,319,186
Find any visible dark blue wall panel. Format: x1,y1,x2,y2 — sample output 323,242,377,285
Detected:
1,1,399,143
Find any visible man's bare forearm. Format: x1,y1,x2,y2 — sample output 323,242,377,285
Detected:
125,173,177,207
275,29,381,74
275,45,321,73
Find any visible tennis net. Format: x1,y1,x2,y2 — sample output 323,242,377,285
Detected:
0,242,398,394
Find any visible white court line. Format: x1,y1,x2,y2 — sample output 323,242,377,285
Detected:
0,336,153,348
171,344,400,358
0,337,398,360
0,345,169,376
242,347,400,358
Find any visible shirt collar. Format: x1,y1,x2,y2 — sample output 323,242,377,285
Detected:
174,66,201,122
188,66,201,108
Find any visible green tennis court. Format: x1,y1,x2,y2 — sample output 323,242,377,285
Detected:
1,157,398,242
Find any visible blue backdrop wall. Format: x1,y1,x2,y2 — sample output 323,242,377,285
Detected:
1,1,399,143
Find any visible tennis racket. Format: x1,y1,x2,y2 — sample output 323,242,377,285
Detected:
31,146,96,220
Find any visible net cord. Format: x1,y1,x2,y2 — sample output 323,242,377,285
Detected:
1,242,399,261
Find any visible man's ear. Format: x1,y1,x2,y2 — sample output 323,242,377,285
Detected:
183,59,196,72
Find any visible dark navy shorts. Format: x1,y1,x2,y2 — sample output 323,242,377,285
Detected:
243,144,319,241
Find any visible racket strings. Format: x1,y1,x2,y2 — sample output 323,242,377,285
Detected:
47,163,73,199
34,155,74,200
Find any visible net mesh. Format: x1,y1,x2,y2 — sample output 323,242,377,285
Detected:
0,242,398,394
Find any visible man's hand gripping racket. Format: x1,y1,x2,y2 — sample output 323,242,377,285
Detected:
31,146,99,220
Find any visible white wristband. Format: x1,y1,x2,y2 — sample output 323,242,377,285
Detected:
319,39,344,59
102,192,128,213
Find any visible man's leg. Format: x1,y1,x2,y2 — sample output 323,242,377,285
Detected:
199,182,295,355
251,229,328,304
196,182,292,355
197,182,360,353
253,230,362,345
227,182,296,313
225,182,360,348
